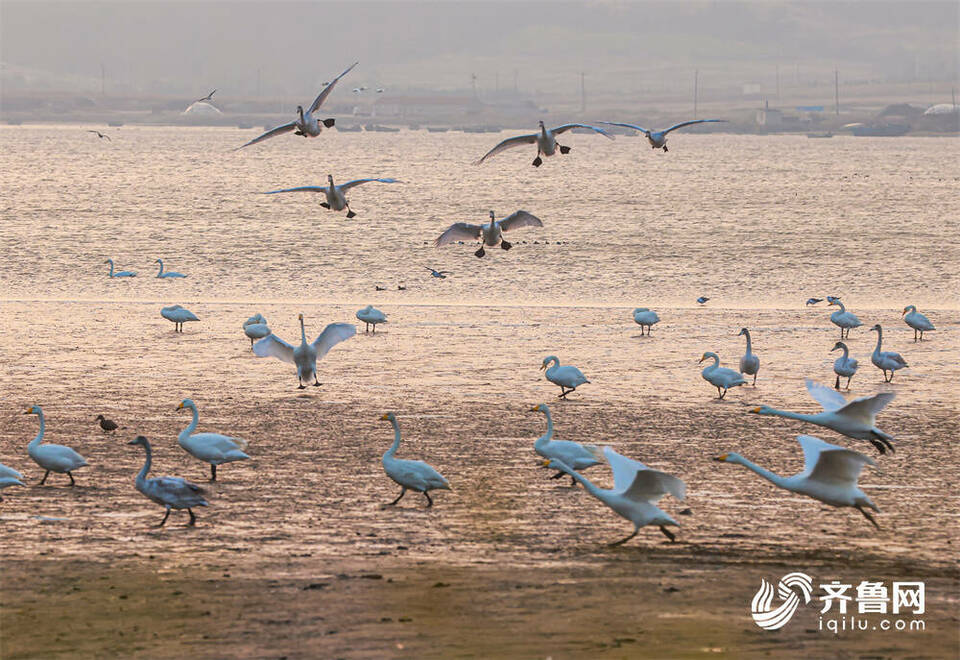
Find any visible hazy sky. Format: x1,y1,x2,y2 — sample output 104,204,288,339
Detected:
2,1,957,98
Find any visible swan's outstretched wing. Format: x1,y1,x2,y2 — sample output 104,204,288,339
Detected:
597,121,648,133
550,123,615,139
253,334,296,364
308,61,358,114
837,392,896,425
311,323,356,359
434,223,482,247
798,435,874,485
624,468,687,503
661,118,725,135
262,186,330,195
805,379,848,412
498,210,543,233
603,447,647,491
236,121,297,149
474,133,538,164
337,178,402,191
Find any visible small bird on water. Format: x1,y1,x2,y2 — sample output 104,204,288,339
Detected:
696,296,710,305
95,415,120,432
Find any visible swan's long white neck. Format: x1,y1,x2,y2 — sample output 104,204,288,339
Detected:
762,408,820,424
28,410,45,452
544,356,559,369
836,344,850,359
834,301,847,313
742,330,753,354
873,328,883,354
136,441,153,486
384,419,402,458
182,404,199,437
534,408,554,450
703,354,720,368
300,317,307,345
107,260,115,276
563,465,606,500
730,454,791,490
156,259,164,275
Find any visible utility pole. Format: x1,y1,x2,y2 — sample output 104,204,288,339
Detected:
100,63,105,97
834,68,840,116
580,72,586,113
693,69,699,119
775,64,780,100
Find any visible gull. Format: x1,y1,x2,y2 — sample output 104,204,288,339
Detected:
236,62,357,149
88,130,111,141
598,119,725,152
195,89,216,104
425,267,451,279
434,210,543,258
263,175,400,218
474,120,613,167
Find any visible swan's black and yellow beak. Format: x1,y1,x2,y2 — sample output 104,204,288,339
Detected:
714,454,729,462
380,413,390,421
541,459,551,467
529,405,540,412
749,406,762,414
177,402,184,410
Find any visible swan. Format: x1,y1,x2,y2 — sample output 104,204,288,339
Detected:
0,463,25,500
869,324,907,382
715,435,879,529
749,379,896,454
253,314,355,389
632,308,659,335
474,121,613,167
434,210,543,258
129,435,208,527
425,267,451,279
699,352,746,399
696,296,710,305
831,341,858,390
738,328,760,385
161,305,199,332
356,305,387,333
155,259,187,278
545,446,686,545
24,405,88,486
242,313,271,346
95,415,119,432
828,299,862,338
530,404,602,485
598,119,724,152
379,413,450,507
902,305,934,341
263,175,401,218
540,356,590,399
805,298,823,306
177,399,249,481
105,259,136,278
236,62,357,149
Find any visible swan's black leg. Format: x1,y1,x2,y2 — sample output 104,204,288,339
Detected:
549,471,565,480
475,246,485,258
608,528,638,547
345,203,356,219
570,475,577,487
320,202,330,209
187,509,197,526
532,152,542,167
558,144,571,154
753,373,757,386
856,505,880,530
846,376,852,390
389,488,406,505
67,471,75,486
660,526,676,542
210,464,217,482
313,375,322,387
835,375,841,390
663,145,668,152
500,239,512,250
157,507,171,527
39,470,49,485
424,491,433,507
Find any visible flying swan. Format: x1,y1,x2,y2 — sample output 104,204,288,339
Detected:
475,121,613,167
263,175,401,218
435,210,543,258
598,118,724,152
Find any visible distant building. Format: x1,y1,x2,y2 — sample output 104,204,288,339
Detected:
755,107,783,127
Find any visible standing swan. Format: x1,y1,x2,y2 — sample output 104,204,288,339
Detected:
155,259,187,278
176,399,249,481
715,435,880,529
869,324,907,382
828,299,862,339
540,356,590,399
831,341,858,390
242,313,271,347
24,405,88,485
902,305,934,341
544,446,686,545
738,328,760,385
750,379,896,454
530,404,602,486
698,352,746,399
0,463,25,500
253,314,356,389
161,305,199,332
105,259,137,278
129,435,208,527
379,413,450,507
356,305,387,333
632,308,660,336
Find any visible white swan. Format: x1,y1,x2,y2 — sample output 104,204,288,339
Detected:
236,62,358,149
869,324,908,383
379,413,450,507
356,305,387,333
0,463,25,500
632,308,659,335
263,175,401,218
155,259,187,279
715,435,879,529
738,328,760,385
902,305,934,341
545,446,686,545
831,341,858,390
129,435,208,527
177,399,249,481
161,305,199,332
253,314,355,389
598,118,724,152
540,355,590,399
434,210,543,258
749,379,896,454
828,299,862,339
24,405,88,486
475,121,613,167
242,314,271,346
699,352,746,399
105,258,136,278
530,404,602,485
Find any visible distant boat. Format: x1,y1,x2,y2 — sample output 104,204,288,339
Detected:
426,127,449,133
407,124,421,131
337,124,363,132
108,121,124,127
806,132,833,138
365,124,400,133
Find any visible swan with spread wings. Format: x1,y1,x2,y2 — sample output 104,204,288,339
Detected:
434,210,543,258
475,120,613,167
253,314,355,389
